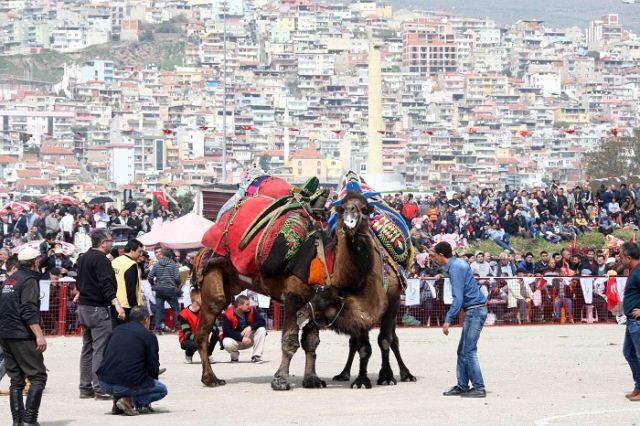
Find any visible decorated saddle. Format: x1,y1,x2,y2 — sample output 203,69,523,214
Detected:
201,174,325,277
328,171,414,269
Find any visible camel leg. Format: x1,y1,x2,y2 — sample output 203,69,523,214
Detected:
301,324,326,388
350,331,372,389
333,336,357,381
196,267,228,387
271,293,305,391
391,328,416,382
377,298,399,386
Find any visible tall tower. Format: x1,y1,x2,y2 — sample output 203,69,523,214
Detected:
367,42,383,174
283,103,291,168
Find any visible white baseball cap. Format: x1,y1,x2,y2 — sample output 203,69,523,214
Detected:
18,248,40,261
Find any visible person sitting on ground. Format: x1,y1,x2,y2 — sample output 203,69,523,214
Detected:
97,306,167,416
221,295,267,363
178,288,218,364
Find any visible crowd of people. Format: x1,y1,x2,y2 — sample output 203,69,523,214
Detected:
389,181,640,252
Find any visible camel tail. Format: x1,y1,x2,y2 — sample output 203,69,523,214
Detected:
191,248,211,290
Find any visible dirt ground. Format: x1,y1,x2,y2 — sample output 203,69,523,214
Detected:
0,325,638,425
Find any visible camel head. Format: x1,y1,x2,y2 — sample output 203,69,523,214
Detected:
296,286,345,329
335,191,373,236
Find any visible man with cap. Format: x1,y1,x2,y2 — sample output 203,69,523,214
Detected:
0,248,47,426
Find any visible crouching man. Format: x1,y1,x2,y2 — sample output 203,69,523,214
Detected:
222,295,267,363
97,306,167,416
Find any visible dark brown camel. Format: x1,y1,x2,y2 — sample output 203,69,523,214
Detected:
297,192,416,388
192,192,377,390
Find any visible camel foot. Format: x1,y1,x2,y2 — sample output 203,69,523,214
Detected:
201,375,226,387
332,372,350,381
302,375,327,389
400,369,417,382
350,375,372,389
377,367,397,386
271,377,292,391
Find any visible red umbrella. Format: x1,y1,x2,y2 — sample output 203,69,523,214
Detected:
1,201,35,215
40,195,79,205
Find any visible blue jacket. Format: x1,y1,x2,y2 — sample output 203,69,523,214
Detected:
97,321,160,387
444,257,487,324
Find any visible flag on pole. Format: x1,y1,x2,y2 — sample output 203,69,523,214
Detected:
606,275,621,310
153,191,169,209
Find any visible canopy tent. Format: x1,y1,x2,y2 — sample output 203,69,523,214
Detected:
138,213,214,250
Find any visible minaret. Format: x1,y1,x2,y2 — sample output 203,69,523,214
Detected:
367,42,383,174
283,103,290,167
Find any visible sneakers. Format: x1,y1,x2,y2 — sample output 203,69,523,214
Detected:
461,388,487,398
94,390,112,400
116,397,139,416
185,355,193,364
251,356,262,363
442,385,468,396
79,390,95,399
112,401,124,415
137,404,155,414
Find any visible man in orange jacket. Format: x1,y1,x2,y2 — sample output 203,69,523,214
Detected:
221,295,267,363
178,288,217,364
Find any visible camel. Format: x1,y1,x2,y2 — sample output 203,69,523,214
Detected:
192,191,379,390
296,192,416,389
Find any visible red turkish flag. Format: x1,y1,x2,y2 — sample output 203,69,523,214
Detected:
162,129,173,135
423,130,434,135
153,191,169,209
242,125,253,131
611,128,618,138
468,127,477,134
536,277,547,290
289,127,299,132
519,130,529,138
377,130,385,135
565,128,575,134
331,129,342,135
199,126,209,130
606,276,620,310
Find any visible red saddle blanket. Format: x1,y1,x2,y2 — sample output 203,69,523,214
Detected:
201,176,310,276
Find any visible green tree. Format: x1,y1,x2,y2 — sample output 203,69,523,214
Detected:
586,50,600,61
586,128,640,180
259,155,271,171
172,191,196,214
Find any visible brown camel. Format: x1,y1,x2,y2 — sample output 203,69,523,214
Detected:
297,192,416,388
192,191,377,390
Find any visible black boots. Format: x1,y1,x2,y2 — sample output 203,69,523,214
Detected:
22,387,43,426
10,388,24,426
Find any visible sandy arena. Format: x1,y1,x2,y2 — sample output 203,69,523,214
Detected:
1,325,638,425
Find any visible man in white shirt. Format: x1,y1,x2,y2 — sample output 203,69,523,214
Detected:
59,210,75,242
471,253,493,278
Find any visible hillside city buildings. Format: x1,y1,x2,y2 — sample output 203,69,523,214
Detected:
1,0,639,197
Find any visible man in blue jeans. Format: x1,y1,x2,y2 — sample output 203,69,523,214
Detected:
433,241,488,398
148,249,181,334
620,242,640,401
97,306,167,415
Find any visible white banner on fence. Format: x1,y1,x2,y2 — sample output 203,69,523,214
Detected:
580,278,594,304
39,280,50,311
443,278,453,304
404,279,421,306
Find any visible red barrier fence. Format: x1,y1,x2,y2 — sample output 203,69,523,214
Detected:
43,276,626,336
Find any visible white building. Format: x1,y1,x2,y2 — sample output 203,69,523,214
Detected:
107,143,135,185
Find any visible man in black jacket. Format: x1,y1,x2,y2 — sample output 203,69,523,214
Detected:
76,230,125,400
221,295,267,363
0,248,47,426
97,306,167,416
